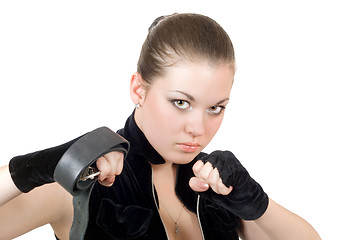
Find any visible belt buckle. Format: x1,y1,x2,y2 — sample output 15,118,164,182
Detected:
79,167,100,181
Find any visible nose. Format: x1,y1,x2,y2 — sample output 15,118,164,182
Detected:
185,110,206,137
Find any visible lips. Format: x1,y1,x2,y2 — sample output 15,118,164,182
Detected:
177,142,201,153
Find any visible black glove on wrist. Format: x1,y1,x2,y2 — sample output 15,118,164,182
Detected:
199,150,269,220
9,135,83,193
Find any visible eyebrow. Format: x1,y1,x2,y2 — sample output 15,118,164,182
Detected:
170,90,230,105
171,90,195,101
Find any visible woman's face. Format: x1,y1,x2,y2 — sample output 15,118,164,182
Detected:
135,62,234,164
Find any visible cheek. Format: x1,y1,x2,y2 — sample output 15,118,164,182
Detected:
205,115,224,140
157,111,182,137
143,93,183,141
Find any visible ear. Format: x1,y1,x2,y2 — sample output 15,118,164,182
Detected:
130,72,147,107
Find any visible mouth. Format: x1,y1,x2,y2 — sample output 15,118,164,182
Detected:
176,142,201,153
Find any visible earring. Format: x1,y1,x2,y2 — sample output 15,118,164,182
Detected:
135,103,141,109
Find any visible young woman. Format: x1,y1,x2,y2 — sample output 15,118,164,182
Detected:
0,13,321,240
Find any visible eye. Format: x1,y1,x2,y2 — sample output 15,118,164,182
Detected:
173,100,191,110
206,105,225,115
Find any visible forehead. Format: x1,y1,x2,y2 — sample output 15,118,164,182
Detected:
150,62,234,102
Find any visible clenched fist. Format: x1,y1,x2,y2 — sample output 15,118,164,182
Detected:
96,151,125,187
189,150,269,220
189,160,233,195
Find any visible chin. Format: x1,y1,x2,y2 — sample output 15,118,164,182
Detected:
167,151,200,165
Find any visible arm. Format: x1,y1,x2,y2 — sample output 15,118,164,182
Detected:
0,180,73,240
8,127,128,195
240,198,321,240
0,126,127,238
190,151,321,240
0,165,22,206
0,151,124,239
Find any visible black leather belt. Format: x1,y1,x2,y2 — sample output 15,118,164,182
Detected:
54,127,129,239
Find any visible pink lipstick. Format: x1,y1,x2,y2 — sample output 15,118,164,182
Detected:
177,142,200,153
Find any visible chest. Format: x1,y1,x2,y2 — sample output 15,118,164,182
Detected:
152,164,203,240
86,160,239,240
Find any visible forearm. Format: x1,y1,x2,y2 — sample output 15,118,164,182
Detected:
0,165,22,206
254,198,321,240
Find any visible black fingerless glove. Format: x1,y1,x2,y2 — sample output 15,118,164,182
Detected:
199,150,269,220
9,135,83,193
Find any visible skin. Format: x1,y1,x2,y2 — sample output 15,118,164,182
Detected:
0,61,321,240
131,62,235,239
131,61,321,240
132,62,234,166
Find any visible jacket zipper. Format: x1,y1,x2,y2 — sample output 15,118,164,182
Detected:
196,195,205,240
151,168,170,240
152,166,205,240
175,165,205,240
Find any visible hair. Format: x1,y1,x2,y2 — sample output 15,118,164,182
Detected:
137,13,236,85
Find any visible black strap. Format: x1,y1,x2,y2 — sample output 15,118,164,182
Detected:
53,126,129,239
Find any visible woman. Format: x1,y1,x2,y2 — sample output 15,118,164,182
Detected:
0,13,321,240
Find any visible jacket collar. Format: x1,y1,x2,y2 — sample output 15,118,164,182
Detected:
117,111,166,165
117,111,204,213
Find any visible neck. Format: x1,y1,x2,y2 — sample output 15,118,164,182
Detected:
152,161,176,174
133,109,142,130
152,161,177,191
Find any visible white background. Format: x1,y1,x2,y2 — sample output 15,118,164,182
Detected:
0,1,359,239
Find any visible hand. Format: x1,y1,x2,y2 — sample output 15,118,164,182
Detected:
189,160,233,195
189,150,269,220
96,151,124,187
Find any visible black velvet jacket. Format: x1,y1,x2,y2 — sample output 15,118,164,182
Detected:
83,113,240,240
